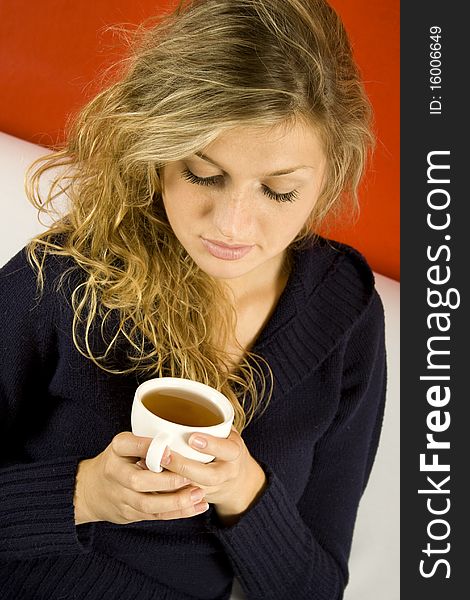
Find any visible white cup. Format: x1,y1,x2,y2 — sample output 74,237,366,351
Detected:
131,377,235,473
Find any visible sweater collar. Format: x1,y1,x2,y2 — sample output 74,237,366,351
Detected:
250,236,376,397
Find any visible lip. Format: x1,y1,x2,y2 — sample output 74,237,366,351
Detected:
201,238,254,261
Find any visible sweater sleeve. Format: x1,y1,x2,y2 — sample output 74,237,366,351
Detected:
0,249,94,560
209,291,387,600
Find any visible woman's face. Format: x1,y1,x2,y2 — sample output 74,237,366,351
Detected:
160,120,327,290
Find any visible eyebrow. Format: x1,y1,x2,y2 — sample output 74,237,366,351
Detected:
194,151,312,177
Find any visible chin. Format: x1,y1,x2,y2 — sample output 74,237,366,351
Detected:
199,262,250,280
190,253,252,280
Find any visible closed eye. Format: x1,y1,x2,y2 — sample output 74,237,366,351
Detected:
182,168,220,187
181,168,298,203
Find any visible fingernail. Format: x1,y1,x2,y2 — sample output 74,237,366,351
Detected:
195,501,209,513
161,446,171,466
190,436,207,449
190,488,204,502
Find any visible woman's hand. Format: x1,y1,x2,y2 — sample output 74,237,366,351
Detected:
73,432,210,525
161,428,267,526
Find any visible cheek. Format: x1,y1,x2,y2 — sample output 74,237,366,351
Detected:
277,203,311,231
265,202,315,246
163,181,208,227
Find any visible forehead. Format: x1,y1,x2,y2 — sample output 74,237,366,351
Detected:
198,121,326,173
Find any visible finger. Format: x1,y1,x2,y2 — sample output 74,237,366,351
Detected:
187,430,243,462
130,485,207,516
162,450,228,487
119,463,192,493
151,501,210,520
117,495,209,523
111,432,154,459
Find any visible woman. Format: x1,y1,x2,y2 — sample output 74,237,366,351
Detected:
0,1,386,598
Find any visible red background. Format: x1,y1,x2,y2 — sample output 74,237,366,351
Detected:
0,0,399,280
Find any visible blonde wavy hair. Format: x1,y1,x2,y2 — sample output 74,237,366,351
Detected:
26,0,374,432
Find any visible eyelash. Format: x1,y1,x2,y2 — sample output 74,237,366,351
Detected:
181,168,298,203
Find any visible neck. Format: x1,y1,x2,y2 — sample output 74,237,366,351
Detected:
222,249,292,310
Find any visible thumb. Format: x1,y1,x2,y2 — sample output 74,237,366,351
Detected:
111,431,154,459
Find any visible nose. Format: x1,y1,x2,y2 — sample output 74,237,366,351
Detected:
210,192,254,242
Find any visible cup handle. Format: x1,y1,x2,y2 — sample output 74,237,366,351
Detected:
145,432,173,473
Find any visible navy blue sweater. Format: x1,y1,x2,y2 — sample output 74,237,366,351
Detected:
0,236,386,600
